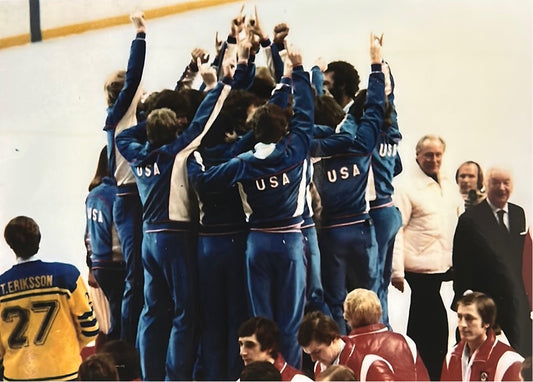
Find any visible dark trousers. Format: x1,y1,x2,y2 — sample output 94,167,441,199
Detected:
405,271,448,381
113,192,144,346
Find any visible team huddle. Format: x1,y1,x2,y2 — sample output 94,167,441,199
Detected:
0,6,531,382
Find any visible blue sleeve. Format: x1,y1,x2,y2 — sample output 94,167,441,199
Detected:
115,121,148,163
351,64,386,154
310,115,356,157
230,131,256,156
233,62,255,90
269,42,285,82
313,124,335,138
311,65,325,96
105,33,146,128
269,76,292,108
188,150,246,191
161,79,232,156
288,67,314,147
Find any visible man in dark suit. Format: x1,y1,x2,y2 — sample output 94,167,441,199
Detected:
452,166,532,357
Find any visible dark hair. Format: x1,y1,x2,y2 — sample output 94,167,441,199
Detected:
298,311,340,347
88,146,109,192
4,216,41,259
179,88,206,116
78,353,119,381
316,364,357,381
248,66,276,102
200,110,236,148
100,339,142,381
314,95,346,128
238,317,280,359
146,108,179,147
249,103,290,144
150,90,192,118
521,356,532,382
239,361,282,381
105,70,126,107
325,61,360,103
458,291,501,335
224,89,263,135
455,161,485,191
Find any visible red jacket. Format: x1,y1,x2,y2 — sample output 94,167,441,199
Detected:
273,353,311,381
314,336,395,381
441,330,523,381
348,323,430,381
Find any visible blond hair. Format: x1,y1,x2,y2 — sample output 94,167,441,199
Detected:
343,288,382,329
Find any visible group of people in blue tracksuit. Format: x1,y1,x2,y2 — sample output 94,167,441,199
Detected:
84,7,403,381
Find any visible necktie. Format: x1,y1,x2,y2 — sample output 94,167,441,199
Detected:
497,209,507,231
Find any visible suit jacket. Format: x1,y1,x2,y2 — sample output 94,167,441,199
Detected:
452,199,531,356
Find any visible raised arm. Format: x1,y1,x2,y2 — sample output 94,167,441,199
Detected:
105,11,146,128
349,33,386,154
286,45,314,145
175,47,210,91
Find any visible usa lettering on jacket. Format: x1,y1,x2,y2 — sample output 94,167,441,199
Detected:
135,162,161,177
327,164,360,182
87,208,104,223
378,143,398,157
255,173,291,190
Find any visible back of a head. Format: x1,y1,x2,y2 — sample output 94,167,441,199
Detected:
238,316,280,358
78,353,119,381
249,103,290,144
100,339,141,381
4,216,40,259
224,89,263,135
104,70,126,107
239,361,282,381
298,311,340,347
88,146,110,192
314,95,346,128
325,61,360,99
248,66,276,102
151,90,192,119
349,89,367,123
146,108,179,147
343,288,382,329
316,364,357,381
200,110,236,148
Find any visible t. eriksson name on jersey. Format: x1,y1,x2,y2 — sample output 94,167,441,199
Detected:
0,275,53,295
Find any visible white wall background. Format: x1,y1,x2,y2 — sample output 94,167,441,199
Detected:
0,0,531,338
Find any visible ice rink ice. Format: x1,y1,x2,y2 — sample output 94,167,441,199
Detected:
0,0,530,346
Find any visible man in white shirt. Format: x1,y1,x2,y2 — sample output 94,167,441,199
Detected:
391,134,463,380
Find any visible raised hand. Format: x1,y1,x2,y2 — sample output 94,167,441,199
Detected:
130,11,146,33
230,4,245,38
370,32,383,64
273,23,290,45
191,47,209,66
286,44,303,68
246,5,268,41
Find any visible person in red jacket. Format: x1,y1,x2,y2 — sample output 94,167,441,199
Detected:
344,288,430,380
237,317,312,381
297,311,394,381
441,291,524,381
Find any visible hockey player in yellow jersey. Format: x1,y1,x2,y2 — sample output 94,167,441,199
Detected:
0,216,99,380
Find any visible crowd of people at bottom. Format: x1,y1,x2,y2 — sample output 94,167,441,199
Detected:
0,216,531,381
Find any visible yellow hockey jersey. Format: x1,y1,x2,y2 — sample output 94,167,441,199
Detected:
0,260,99,380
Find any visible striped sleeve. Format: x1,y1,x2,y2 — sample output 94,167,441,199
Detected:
69,276,99,348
